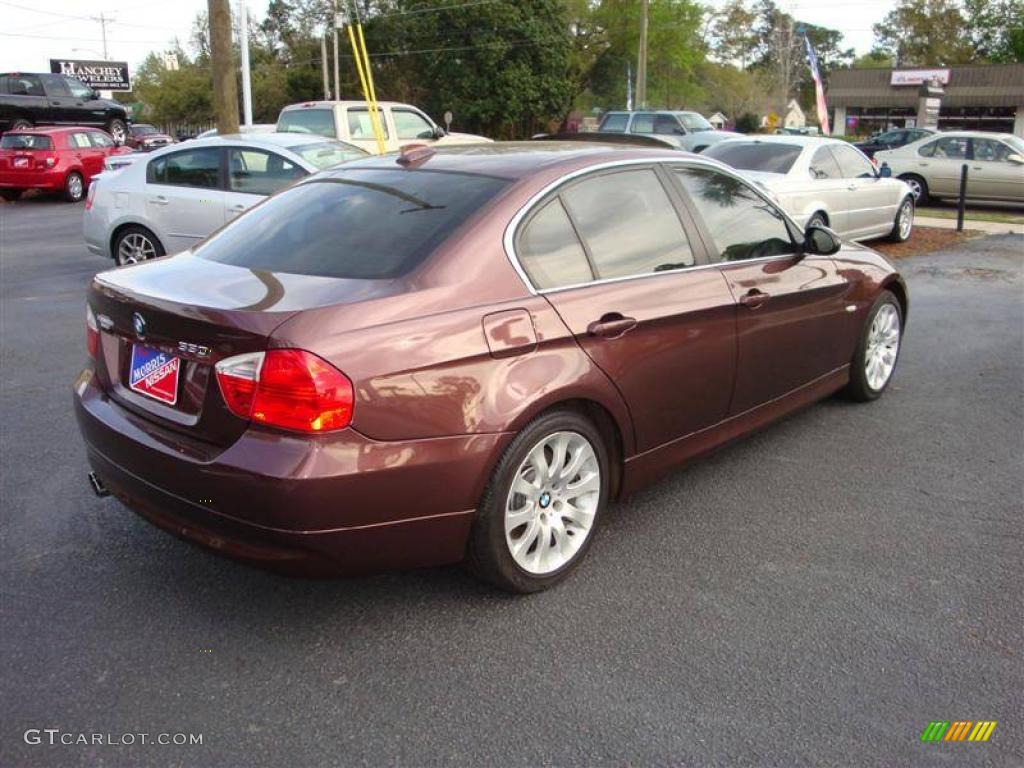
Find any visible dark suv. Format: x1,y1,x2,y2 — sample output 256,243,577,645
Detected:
0,72,130,144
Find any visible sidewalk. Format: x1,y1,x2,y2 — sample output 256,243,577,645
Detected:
916,216,1024,235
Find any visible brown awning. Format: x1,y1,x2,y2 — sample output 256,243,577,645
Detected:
828,64,1024,108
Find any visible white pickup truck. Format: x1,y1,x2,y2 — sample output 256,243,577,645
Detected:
276,101,491,154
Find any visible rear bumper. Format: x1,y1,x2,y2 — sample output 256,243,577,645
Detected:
74,368,512,575
0,169,64,190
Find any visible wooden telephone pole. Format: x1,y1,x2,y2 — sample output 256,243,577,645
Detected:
208,0,239,134
636,0,649,109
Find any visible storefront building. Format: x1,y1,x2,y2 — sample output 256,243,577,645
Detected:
828,64,1024,137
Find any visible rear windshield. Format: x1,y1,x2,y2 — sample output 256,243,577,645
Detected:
195,169,510,279
702,142,802,174
277,108,337,138
294,141,367,169
1,134,53,150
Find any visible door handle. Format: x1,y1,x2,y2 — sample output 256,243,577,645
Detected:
739,289,769,309
149,196,169,206
50,100,60,105
229,204,247,212
587,313,638,339
847,184,858,191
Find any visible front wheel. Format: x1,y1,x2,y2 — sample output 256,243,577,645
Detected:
466,409,609,593
846,290,903,402
899,174,929,206
887,197,914,242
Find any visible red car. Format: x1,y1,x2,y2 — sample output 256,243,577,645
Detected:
0,126,130,202
125,123,174,152
74,144,907,592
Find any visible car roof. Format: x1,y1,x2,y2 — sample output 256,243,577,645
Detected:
604,110,703,116
313,141,689,180
922,130,1018,140
715,134,838,146
280,100,425,111
159,132,347,151
5,126,103,135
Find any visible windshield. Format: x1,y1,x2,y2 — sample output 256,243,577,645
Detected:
702,142,802,174
679,113,713,132
294,141,368,169
1,134,53,150
277,108,337,138
132,125,158,136
1004,135,1024,154
196,169,510,279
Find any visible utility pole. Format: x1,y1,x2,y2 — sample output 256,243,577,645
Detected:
239,0,252,126
636,0,649,109
332,0,341,102
321,34,330,99
91,12,112,59
208,0,239,134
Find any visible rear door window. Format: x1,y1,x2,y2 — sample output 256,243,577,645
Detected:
147,147,222,189
653,114,681,135
7,74,44,96
39,74,71,97
561,168,695,279
70,132,92,149
629,113,656,134
599,113,628,133
517,198,594,289
829,144,875,178
88,131,114,148
227,148,305,196
808,146,842,179
277,108,337,138
196,169,509,279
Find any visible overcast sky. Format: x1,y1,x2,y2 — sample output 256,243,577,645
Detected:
0,0,896,77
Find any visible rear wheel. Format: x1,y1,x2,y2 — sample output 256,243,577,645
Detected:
466,409,609,593
64,172,84,203
106,118,128,145
887,196,914,242
114,225,164,265
10,117,32,131
846,290,903,402
899,174,929,205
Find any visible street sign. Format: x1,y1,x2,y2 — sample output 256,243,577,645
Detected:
50,59,131,91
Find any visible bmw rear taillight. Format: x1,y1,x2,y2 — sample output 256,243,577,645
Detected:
215,349,354,433
86,305,99,359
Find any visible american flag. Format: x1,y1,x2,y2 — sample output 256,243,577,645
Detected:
804,35,831,136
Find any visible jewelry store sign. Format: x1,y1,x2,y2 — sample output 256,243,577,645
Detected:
50,59,132,91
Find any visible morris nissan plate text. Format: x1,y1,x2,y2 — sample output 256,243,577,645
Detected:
74,143,908,592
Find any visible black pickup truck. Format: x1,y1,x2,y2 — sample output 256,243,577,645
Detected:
0,72,130,144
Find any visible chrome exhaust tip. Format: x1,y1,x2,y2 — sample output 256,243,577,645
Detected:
88,471,110,498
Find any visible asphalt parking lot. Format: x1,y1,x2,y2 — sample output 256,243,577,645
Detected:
1,197,1021,767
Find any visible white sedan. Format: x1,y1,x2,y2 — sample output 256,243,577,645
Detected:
84,133,366,265
703,135,915,243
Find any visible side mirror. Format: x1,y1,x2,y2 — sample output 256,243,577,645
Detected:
1007,153,1024,165
804,224,841,256
433,125,446,139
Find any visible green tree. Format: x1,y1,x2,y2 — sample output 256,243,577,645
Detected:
871,0,976,65
707,0,758,68
963,0,1024,62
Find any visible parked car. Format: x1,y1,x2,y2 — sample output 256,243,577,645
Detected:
196,123,276,139
597,110,740,152
126,124,175,152
0,72,130,144
703,135,915,243
75,142,907,592
84,132,367,264
0,126,130,202
854,127,936,159
874,131,1024,204
276,101,491,154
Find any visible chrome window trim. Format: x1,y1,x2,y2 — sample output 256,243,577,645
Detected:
502,155,806,296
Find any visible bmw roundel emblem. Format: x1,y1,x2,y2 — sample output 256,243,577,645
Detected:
132,312,146,337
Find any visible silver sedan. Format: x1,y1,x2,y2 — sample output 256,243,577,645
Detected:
83,133,367,265
703,135,915,242
874,131,1024,205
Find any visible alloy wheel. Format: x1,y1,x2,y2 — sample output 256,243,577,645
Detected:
67,174,83,201
110,122,127,144
504,430,600,575
865,303,900,391
904,177,922,201
898,200,913,240
118,233,156,265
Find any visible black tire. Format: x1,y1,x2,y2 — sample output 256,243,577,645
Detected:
806,212,828,229
106,118,128,145
1,189,21,202
113,225,165,266
10,117,32,131
465,409,610,593
887,196,914,242
63,172,84,203
845,289,903,402
899,174,929,206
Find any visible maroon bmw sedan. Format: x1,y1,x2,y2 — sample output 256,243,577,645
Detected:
74,143,907,592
